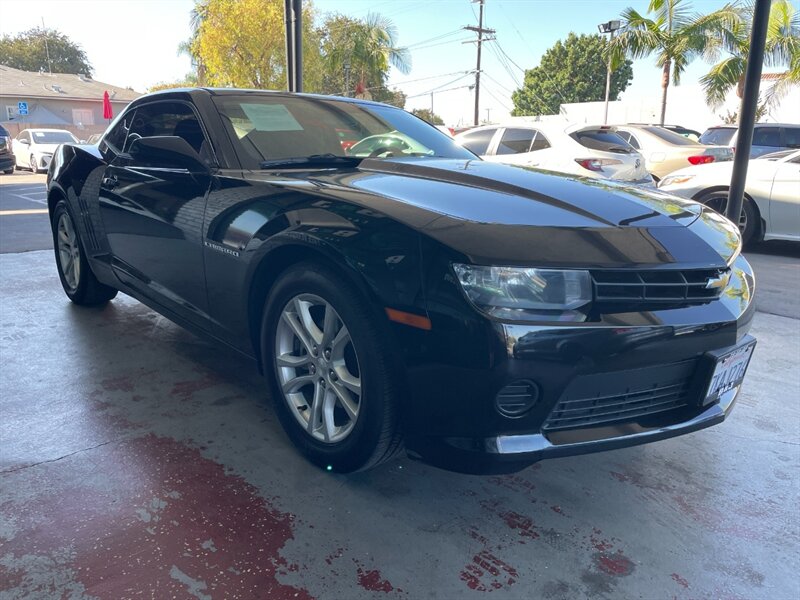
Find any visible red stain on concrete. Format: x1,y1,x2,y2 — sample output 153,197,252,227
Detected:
671,573,689,588
460,550,519,592
594,552,634,577
1,434,311,600
356,567,395,593
170,372,222,400
100,374,136,393
499,510,540,540
550,505,565,515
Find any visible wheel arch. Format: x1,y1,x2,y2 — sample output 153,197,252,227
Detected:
246,241,390,372
692,186,765,242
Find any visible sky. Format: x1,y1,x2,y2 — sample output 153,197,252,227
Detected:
1,0,797,126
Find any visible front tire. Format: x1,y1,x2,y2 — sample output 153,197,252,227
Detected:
51,200,117,305
696,191,758,246
30,154,40,174
261,261,403,472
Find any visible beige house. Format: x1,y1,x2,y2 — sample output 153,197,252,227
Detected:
0,65,141,138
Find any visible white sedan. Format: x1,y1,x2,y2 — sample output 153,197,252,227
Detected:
454,123,653,186
658,150,800,245
12,129,78,174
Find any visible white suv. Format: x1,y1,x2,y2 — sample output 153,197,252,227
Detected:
454,123,653,186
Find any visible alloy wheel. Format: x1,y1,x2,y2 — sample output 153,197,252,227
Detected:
275,294,362,443
702,194,747,232
57,212,81,292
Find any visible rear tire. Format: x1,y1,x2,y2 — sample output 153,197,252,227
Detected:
2,168,12,175
696,190,758,246
261,261,403,472
51,200,117,305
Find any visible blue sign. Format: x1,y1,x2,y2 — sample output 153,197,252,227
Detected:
17,101,28,115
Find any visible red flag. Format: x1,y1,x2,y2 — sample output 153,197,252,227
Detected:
103,91,113,120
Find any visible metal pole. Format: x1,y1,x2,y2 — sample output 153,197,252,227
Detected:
284,0,294,91
473,0,484,127
726,0,770,226
293,0,303,93
603,29,614,124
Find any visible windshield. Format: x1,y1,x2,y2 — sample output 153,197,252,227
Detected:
699,127,736,146
641,126,699,146
31,131,78,144
212,94,475,168
570,129,634,153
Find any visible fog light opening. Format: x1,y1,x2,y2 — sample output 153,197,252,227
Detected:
495,380,540,418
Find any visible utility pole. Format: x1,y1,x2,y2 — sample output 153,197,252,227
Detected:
463,0,495,127
485,107,491,123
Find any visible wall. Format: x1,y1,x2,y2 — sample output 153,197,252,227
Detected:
0,97,132,139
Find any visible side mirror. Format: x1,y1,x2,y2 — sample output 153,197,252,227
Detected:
127,136,208,172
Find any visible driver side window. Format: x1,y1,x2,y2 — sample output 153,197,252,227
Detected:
123,101,214,164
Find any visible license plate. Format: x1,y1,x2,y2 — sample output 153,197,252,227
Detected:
704,341,756,404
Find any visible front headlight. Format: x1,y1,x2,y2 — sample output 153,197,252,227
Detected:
453,264,591,322
659,174,695,188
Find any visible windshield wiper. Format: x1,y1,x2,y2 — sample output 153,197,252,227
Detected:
259,154,363,169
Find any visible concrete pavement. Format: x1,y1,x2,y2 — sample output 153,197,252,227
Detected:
1,247,798,599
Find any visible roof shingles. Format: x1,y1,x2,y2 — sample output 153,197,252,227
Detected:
0,64,141,102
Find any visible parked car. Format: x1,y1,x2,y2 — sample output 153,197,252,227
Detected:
629,123,701,141
47,88,756,475
13,128,78,173
0,124,15,174
614,125,734,181
699,123,800,158
658,149,800,245
454,123,653,186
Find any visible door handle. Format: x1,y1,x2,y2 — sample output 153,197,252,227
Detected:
101,175,118,189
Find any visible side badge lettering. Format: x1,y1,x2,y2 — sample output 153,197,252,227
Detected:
204,240,240,258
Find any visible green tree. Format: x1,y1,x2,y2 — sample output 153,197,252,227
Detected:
190,0,323,90
0,27,92,75
148,73,199,93
701,0,800,110
609,0,739,125
320,13,411,97
511,33,633,116
411,108,444,125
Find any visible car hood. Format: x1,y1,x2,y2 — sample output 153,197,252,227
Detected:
260,158,741,269
31,143,61,154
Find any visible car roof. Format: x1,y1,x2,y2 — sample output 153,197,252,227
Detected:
22,128,76,134
136,87,393,109
705,123,799,130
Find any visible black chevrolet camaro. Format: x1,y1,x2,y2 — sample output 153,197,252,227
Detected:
46,88,756,474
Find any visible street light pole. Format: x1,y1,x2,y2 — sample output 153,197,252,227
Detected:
598,20,621,125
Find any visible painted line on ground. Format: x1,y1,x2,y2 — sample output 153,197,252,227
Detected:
0,209,49,215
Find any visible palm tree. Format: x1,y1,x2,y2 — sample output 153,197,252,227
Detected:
323,12,411,97
609,0,739,125
701,0,800,110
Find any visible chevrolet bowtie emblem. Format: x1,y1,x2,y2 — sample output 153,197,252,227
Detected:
705,271,730,290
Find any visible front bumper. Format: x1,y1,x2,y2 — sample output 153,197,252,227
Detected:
34,153,53,170
404,255,756,474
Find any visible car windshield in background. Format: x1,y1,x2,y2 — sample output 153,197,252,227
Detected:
212,94,475,169
32,131,77,144
570,129,634,153
699,128,736,146
642,126,701,146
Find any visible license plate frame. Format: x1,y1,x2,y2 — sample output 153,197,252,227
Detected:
702,339,756,405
